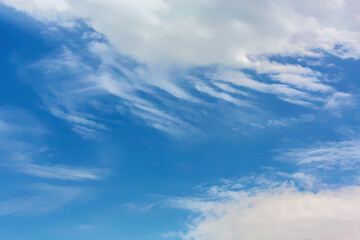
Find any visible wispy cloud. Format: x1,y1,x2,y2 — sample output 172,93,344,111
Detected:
277,139,360,169
250,114,315,129
29,44,199,136
23,40,354,137
11,163,107,180
123,202,156,212
0,106,107,181
211,69,338,108
0,184,87,216
1,0,357,136
194,82,251,106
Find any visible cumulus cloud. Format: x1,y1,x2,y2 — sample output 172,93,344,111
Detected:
170,138,360,240
173,183,360,240
2,0,360,65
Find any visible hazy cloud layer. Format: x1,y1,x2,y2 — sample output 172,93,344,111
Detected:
0,184,87,216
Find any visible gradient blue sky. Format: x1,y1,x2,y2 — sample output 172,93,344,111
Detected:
1,1,360,240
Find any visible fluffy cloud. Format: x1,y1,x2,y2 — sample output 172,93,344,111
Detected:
174,183,360,240
2,0,360,65
170,138,360,240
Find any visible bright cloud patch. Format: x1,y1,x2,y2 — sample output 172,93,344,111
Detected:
2,0,360,64
171,138,360,240
174,183,360,240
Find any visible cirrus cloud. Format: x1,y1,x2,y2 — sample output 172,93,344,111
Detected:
1,0,357,136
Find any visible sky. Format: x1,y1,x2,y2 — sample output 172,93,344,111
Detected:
1,1,360,239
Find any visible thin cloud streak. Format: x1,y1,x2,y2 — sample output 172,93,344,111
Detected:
26,40,352,137
0,106,108,181
1,0,357,136
0,184,87,216
277,140,360,168
11,163,107,180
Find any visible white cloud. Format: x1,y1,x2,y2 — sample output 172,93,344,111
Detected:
194,82,250,106
13,163,106,180
210,69,325,107
325,92,356,113
29,44,198,136
169,137,360,240
273,139,360,188
277,140,360,169
173,183,360,240
212,81,250,97
2,0,357,135
2,0,360,65
27,44,351,136
261,114,315,128
272,73,333,93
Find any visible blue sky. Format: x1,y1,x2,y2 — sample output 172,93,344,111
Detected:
1,1,360,239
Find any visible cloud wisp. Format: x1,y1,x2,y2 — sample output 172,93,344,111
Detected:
1,0,358,136
0,106,107,181
25,39,353,137
277,140,360,168
0,184,87,216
